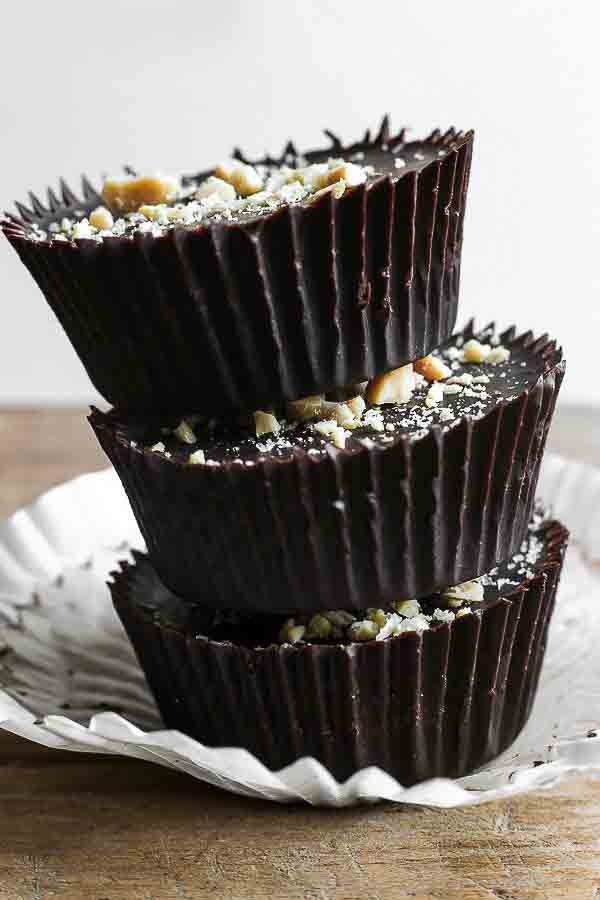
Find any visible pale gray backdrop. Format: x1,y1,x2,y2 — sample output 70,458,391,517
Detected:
1,0,597,407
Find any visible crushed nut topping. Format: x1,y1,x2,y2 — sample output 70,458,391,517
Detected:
42,156,373,242
277,586,472,645
275,514,546,645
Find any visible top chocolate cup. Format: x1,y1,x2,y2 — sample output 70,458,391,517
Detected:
2,118,473,415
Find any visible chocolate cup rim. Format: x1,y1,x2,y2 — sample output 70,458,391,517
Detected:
109,518,569,655
89,321,565,472
1,124,474,247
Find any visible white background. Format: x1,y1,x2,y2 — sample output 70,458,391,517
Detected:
0,0,597,407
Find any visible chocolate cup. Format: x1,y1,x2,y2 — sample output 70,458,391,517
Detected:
2,122,473,415
110,519,568,785
91,325,565,614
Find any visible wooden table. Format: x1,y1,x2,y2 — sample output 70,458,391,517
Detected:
0,408,599,900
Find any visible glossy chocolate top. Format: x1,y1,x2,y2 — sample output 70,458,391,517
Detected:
97,322,564,468
113,514,567,647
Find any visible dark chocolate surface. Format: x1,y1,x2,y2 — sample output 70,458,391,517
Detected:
114,514,561,648
107,322,562,466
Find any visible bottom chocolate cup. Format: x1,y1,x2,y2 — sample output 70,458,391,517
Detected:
110,516,568,785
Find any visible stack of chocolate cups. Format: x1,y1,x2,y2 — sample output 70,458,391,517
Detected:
2,118,568,785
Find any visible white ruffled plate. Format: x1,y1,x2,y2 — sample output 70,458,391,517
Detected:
0,454,599,807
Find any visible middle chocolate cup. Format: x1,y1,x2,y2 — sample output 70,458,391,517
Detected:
92,324,564,614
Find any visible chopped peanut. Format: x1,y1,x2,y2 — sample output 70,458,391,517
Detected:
349,620,379,641
485,346,511,364
323,610,356,626
335,403,354,427
279,619,305,644
311,179,346,201
313,419,338,437
366,364,415,405
463,339,510,365
214,159,263,197
462,339,488,364
286,395,323,421
442,580,484,606
188,449,206,465
298,163,328,190
194,176,236,203
174,420,197,444
414,354,452,382
254,411,281,437
137,204,164,221
367,608,389,629
101,174,180,213
89,206,114,230
392,599,421,618
347,395,366,418
317,162,367,189
305,614,332,640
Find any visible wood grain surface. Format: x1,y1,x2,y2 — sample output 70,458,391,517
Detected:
0,408,598,900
